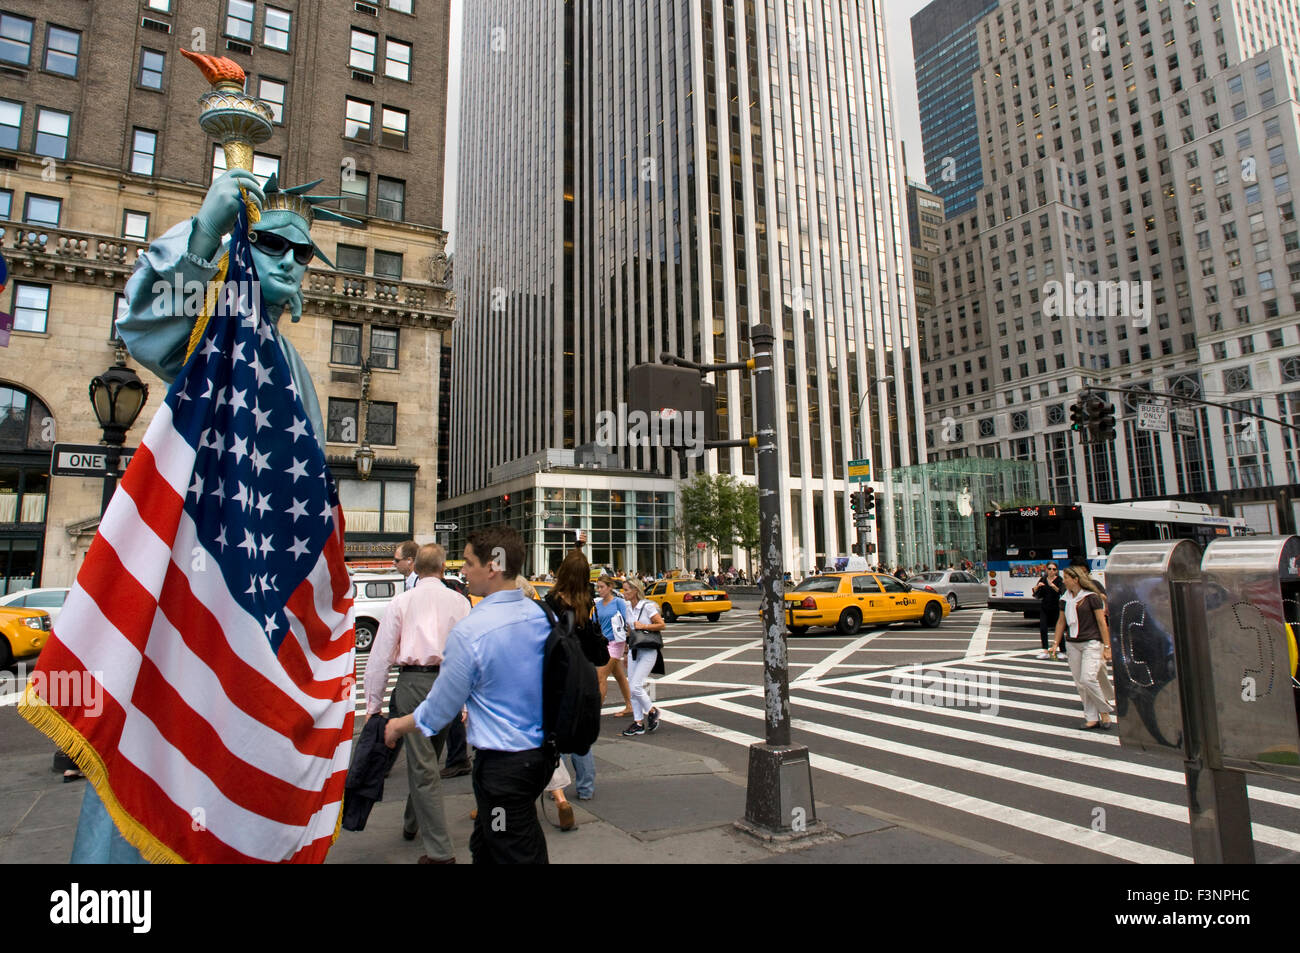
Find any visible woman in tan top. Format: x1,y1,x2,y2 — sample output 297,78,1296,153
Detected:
1050,566,1115,729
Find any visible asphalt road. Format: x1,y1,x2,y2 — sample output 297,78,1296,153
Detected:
8,592,1300,863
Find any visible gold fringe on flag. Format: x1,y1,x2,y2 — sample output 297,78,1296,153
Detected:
182,252,231,365
18,683,348,861
18,684,184,864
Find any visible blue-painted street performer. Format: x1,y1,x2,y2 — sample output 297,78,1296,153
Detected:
20,51,361,863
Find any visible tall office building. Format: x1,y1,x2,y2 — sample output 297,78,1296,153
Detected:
0,0,455,589
920,0,1300,535
450,0,923,570
911,0,999,217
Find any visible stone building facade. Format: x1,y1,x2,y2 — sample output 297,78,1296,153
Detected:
0,0,452,591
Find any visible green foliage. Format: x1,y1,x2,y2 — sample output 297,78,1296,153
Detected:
678,473,760,565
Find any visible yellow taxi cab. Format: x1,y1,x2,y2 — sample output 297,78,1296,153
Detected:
645,579,731,622
1,604,52,668
470,578,552,608
783,572,949,636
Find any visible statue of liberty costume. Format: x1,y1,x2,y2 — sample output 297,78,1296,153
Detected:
67,174,357,863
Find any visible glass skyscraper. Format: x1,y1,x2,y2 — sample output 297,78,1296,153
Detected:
911,0,999,216
452,0,923,568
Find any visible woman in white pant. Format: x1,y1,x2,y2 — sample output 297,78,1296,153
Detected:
1050,566,1115,729
620,579,666,737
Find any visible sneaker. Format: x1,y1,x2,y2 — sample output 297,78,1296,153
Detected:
621,721,646,737
647,708,661,733
1035,652,1051,660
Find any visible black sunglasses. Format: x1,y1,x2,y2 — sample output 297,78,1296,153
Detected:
249,230,315,266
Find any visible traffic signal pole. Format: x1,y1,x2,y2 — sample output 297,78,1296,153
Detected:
654,325,817,840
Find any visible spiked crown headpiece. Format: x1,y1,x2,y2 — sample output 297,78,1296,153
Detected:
253,174,363,269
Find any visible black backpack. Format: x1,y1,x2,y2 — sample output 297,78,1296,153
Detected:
538,602,602,766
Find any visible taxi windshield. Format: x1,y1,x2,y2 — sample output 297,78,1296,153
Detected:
792,577,841,593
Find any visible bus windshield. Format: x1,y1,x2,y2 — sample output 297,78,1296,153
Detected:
986,512,1083,559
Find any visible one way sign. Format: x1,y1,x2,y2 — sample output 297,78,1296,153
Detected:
50,443,135,477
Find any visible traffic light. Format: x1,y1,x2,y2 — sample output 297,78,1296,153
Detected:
1083,394,1106,443
850,492,861,514
1069,393,1088,434
862,486,876,515
1094,401,1117,441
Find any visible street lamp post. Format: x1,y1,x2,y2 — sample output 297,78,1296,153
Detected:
88,347,149,517
854,374,893,558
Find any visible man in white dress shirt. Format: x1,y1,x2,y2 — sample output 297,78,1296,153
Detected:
365,543,470,862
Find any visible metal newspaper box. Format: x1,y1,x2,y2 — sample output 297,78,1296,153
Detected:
1199,536,1300,777
1107,540,1200,758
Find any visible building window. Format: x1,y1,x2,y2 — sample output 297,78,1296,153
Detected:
225,0,255,41
12,283,50,333
0,188,11,219
336,244,366,273
380,106,407,148
388,0,413,12
0,13,33,67
339,478,411,533
370,327,398,369
0,99,20,150
122,210,149,240
344,98,372,141
367,401,396,446
331,322,362,365
327,398,360,443
212,145,278,185
131,128,157,175
258,78,285,123
111,293,127,342
373,250,402,279
22,194,60,226
34,108,70,159
43,25,80,77
340,171,368,215
350,28,377,72
385,39,411,80
262,6,291,50
147,0,172,10
139,48,165,89
376,176,404,221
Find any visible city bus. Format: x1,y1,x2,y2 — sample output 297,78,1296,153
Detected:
985,501,1251,614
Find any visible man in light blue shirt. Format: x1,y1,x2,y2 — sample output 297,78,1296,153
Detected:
386,526,554,864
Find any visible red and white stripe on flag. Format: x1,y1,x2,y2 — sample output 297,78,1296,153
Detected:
20,400,356,863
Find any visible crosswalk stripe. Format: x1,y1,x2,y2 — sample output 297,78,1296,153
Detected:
658,641,763,683
964,610,993,659
656,707,1189,863
797,683,1300,812
796,629,887,682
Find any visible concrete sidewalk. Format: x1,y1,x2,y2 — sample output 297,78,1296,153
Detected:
2,725,1016,864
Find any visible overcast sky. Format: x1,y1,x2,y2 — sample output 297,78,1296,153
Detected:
441,0,933,252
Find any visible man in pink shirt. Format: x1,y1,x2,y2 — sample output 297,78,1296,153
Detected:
364,543,471,863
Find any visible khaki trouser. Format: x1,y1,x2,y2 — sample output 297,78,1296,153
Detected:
390,669,453,861
1067,640,1115,723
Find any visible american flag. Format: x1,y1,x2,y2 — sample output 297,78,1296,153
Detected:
20,206,355,863
1096,522,1112,545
